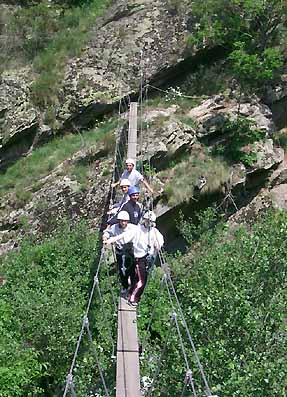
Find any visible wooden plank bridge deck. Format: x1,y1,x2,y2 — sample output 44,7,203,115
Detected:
116,297,141,397
116,102,140,397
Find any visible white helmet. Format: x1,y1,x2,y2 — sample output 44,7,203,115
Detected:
117,211,130,221
120,178,131,187
143,211,156,222
125,158,135,166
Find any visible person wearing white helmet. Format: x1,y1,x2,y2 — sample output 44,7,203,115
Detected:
107,178,131,217
111,158,154,194
128,210,164,305
105,210,164,305
103,211,137,294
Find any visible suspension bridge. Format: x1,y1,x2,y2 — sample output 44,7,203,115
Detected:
62,93,216,396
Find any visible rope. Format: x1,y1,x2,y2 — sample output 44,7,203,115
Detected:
63,248,106,397
145,83,209,100
103,252,118,317
159,249,213,396
84,316,111,397
139,49,144,175
140,274,167,350
96,280,116,358
145,312,176,397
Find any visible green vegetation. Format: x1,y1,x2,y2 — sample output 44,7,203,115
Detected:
139,208,287,396
212,116,266,167
188,0,286,95
275,128,287,150
1,0,112,106
0,120,116,197
160,149,229,206
180,62,231,97
0,221,117,396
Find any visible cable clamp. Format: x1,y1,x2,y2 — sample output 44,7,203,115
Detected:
171,312,177,321
185,369,193,382
83,315,89,327
67,373,73,385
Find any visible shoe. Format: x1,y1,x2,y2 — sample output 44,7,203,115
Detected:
127,300,138,307
121,288,128,297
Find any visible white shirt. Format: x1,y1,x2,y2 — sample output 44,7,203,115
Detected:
121,169,144,187
132,224,164,258
103,223,137,251
108,224,164,258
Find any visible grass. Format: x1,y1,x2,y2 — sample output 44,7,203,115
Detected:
71,163,90,188
179,61,231,98
275,128,287,150
1,0,112,104
0,119,117,197
31,0,113,108
160,149,230,206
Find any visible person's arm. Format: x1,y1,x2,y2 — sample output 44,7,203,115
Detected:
154,229,164,251
111,180,120,188
106,229,134,245
142,178,154,194
102,227,113,243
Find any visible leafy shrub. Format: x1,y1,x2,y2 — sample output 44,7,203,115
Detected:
0,301,44,397
139,209,287,396
0,221,105,395
212,116,266,167
229,42,283,94
0,119,117,197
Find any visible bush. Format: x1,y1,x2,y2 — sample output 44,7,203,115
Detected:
0,222,103,395
0,119,117,197
212,116,266,167
138,209,287,396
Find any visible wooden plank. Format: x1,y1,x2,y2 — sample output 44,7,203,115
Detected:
116,297,141,397
127,102,138,161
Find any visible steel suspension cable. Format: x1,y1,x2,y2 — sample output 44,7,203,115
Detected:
145,313,176,397
140,274,167,350
63,248,106,397
85,316,111,397
158,249,213,396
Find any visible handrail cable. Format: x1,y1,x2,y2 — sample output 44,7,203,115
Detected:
85,316,111,397
63,248,108,396
145,313,176,397
158,249,213,396
163,276,197,397
145,83,209,100
96,278,116,358
63,82,131,396
136,55,212,396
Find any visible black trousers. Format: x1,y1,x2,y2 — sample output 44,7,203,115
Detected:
116,252,135,290
129,256,148,303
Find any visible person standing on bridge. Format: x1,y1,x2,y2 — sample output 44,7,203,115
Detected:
128,211,164,306
103,211,137,294
112,158,154,194
107,178,131,223
108,185,142,226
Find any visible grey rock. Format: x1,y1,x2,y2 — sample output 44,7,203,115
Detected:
247,139,284,173
57,0,189,128
188,96,275,137
140,106,196,165
0,68,40,170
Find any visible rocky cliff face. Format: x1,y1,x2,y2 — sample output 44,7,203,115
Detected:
0,0,191,170
1,0,287,256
